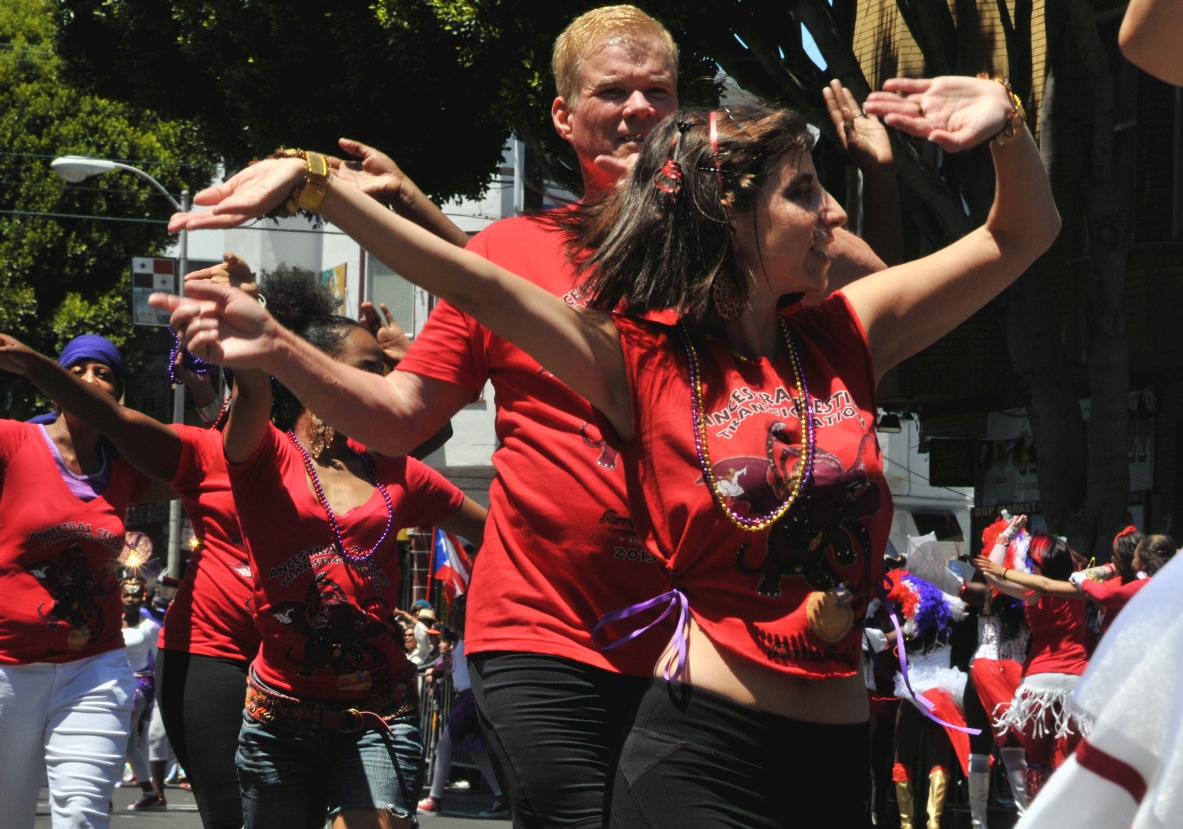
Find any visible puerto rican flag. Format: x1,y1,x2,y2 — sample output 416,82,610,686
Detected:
432,529,472,605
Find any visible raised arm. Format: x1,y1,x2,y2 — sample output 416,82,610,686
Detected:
222,368,273,465
975,556,1082,600
156,168,634,442
437,497,488,550
1119,0,1183,84
0,334,181,480
846,76,1061,381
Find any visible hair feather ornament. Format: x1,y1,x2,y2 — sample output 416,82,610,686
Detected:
886,572,967,639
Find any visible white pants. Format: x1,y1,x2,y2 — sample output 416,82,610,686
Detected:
0,649,135,829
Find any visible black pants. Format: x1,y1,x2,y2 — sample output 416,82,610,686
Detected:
468,652,650,829
156,649,250,829
611,679,872,829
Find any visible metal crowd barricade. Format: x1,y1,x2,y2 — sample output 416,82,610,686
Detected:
417,670,483,790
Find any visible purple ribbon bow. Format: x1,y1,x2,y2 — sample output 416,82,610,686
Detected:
592,589,690,682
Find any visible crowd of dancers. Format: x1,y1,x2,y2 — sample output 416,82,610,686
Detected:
1,2,1180,828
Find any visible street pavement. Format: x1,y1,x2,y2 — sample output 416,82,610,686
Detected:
34,784,511,829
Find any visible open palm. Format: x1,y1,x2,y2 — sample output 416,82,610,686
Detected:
864,76,1013,152
167,158,307,232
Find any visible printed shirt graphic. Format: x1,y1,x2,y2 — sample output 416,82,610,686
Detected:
0,420,150,664
228,424,463,699
600,294,893,679
160,425,261,662
397,213,671,675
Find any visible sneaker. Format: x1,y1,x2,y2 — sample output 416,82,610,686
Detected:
479,796,509,818
417,796,442,816
128,793,167,811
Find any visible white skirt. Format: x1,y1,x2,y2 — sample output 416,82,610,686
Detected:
994,671,1093,740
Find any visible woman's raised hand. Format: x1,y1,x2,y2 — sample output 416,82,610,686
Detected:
974,556,1006,577
185,252,260,299
167,158,307,232
0,333,39,375
149,281,277,369
864,76,1013,153
359,301,411,367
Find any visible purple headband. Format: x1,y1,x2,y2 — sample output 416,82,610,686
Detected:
58,334,124,386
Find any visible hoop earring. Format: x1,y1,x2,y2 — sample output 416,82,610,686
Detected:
712,273,745,321
308,415,335,460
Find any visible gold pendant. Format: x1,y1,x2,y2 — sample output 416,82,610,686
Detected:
806,590,853,642
67,626,92,651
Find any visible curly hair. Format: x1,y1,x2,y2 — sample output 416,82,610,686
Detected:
257,265,366,430
553,105,812,327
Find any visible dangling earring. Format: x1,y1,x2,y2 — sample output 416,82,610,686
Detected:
308,415,335,460
712,272,745,321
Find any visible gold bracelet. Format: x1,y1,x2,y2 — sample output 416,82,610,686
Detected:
977,74,1026,146
254,148,333,218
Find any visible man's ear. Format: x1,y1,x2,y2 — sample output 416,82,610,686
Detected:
552,96,574,144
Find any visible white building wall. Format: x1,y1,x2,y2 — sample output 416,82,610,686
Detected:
877,417,975,559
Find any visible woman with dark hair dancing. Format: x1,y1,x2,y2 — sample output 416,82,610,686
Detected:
221,266,486,829
158,73,1059,825
976,518,1091,804
0,335,167,829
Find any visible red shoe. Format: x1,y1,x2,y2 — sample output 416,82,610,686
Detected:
128,793,168,810
417,796,442,815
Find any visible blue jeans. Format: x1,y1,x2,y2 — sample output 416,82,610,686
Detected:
237,712,423,829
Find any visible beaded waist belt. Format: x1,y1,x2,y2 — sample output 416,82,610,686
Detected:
245,669,418,738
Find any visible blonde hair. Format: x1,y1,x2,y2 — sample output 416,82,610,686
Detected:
552,5,678,106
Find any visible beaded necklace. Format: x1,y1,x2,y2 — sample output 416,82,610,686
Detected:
681,318,816,532
286,430,394,566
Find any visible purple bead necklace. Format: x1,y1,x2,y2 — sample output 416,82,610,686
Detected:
286,430,394,566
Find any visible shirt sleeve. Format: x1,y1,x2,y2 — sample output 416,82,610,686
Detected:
0,419,28,469
169,425,214,494
226,422,285,495
399,457,466,529
394,232,492,393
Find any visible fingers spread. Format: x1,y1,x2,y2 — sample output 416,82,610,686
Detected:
379,303,395,325
148,292,183,312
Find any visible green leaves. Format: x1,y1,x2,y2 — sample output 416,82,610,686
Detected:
0,0,215,417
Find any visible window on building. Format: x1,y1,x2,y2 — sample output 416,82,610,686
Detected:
912,512,965,542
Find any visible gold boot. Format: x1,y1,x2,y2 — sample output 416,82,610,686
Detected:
894,766,915,829
926,767,950,829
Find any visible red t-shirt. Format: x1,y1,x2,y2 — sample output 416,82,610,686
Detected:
1081,576,1147,635
228,424,464,699
598,294,893,679
159,425,260,662
1024,594,1089,676
0,420,150,664
396,214,671,675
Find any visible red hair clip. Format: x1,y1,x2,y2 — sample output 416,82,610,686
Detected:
654,157,684,194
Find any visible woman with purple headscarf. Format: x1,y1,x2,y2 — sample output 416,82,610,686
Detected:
0,333,178,829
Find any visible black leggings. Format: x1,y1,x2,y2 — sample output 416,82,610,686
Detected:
611,679,871,829
156,649,249,829
468,652,650,829
894,699,952,774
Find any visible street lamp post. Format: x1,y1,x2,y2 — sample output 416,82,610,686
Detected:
51,155,190,580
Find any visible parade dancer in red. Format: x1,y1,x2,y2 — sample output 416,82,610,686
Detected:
0,335,165,829
159,66,1058,824
976,521,1091,804
222,268,485,829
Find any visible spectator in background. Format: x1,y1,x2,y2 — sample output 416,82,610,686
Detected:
121,576,166,810
395,605,439,667
419,597,507,818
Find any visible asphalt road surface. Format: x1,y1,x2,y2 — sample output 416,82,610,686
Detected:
34,784,511,829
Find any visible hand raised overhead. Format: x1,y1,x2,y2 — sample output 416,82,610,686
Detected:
167,158,307,233
330,138,411,208
823,79,893,168
864,76,1014,153
0,333,39,376
185,252,260,299
359,301,411,367
149,281,279,369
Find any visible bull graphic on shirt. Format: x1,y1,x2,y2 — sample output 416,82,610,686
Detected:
269,572,391,692
719,427,880,604
28,544,107,650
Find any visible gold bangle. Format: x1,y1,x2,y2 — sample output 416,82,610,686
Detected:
255,148,333,218
977,74,1026,146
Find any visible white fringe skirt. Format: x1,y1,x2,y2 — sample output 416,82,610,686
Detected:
994,672,1093,740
